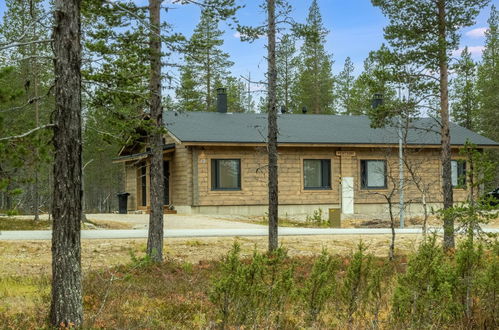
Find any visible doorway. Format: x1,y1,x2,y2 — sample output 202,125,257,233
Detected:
163,160,170,205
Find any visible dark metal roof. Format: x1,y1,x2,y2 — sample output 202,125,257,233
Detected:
163,111,498,147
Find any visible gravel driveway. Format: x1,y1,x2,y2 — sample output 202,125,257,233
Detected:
85,213,266,230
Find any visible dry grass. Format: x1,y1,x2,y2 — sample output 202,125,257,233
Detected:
0,234,422,277
0,232,495,329
0,217,52,230
0,217,134,231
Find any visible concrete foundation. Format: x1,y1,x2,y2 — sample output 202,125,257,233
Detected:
172,202,445,221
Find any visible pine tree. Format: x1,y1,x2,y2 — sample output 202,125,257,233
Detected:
0,0,53,218
226,76,250,113
349,45,398,119
477,5,499,187
372,0,489,251
50,0,83,325
147,0,164,263
477,5,499,141
176,65,203,111
336,57,356,115
451,47,478,130
182,7,234,112
276,34,298,112
293,0,335,114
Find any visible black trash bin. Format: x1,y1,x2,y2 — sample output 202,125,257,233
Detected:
117,192,130,214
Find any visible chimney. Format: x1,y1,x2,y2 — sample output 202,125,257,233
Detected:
280,105,287,114
302,106,307,114
371,93,383,109
217,88,227,113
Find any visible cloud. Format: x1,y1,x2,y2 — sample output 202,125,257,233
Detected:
465,27,487,38
453,45,485,56
233,32,241,38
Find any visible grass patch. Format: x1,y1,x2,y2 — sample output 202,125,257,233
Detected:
0,217,52,230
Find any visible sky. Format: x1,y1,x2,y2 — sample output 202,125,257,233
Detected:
161,0,498,84
0,0,497,92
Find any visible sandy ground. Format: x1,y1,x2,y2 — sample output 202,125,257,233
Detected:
0,234,424,277
13,213,267,230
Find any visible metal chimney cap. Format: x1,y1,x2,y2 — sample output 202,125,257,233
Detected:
217,87,228,113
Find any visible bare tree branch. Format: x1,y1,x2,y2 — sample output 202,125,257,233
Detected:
0,39,53,51
0,124,55,142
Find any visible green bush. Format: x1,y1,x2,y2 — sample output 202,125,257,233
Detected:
340,242,377,326
391,234,461,327
209,243,295,328
306,208,328,226
475,239,499,328
300,248,339,324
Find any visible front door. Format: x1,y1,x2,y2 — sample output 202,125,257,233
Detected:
163,161,170,205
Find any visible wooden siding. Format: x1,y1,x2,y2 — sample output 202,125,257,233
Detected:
124,139,471,210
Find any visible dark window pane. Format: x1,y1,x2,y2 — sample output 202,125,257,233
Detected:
212,159,241,190
451,160,466,188
361,160,386,189
304,159,331,189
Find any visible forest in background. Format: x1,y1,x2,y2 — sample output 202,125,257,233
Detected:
0,0,497,215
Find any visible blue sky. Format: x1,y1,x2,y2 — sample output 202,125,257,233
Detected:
165,0,497,77
1,0,497,88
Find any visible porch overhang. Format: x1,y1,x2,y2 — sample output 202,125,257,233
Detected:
112,143,175,163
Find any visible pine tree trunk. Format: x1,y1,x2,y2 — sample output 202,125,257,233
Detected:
438,0,454,251
146,0,164,263
267,0,278,252
50,0,83,326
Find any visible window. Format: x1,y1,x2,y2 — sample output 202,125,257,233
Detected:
361,160,387,189
304,159,331,189
211,159,241,190
451,160,466,188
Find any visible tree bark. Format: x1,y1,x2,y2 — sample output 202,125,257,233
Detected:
438,0,454,251
50,0,83,326
267,0,278,252
146,0,164,263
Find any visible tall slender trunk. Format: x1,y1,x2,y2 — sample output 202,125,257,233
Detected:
438,0,454,251
29,16,40,221
50,0,83,326
267,0,278,252
146,0,165,262
33,63,40,221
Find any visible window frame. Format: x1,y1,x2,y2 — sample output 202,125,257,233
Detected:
451,159,467,189
303,159,332,190
360,159,387,190
211,159,242,191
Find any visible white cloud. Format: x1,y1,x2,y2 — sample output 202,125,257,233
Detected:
233,32,241,38
465,27,487,38
453,45,485,56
